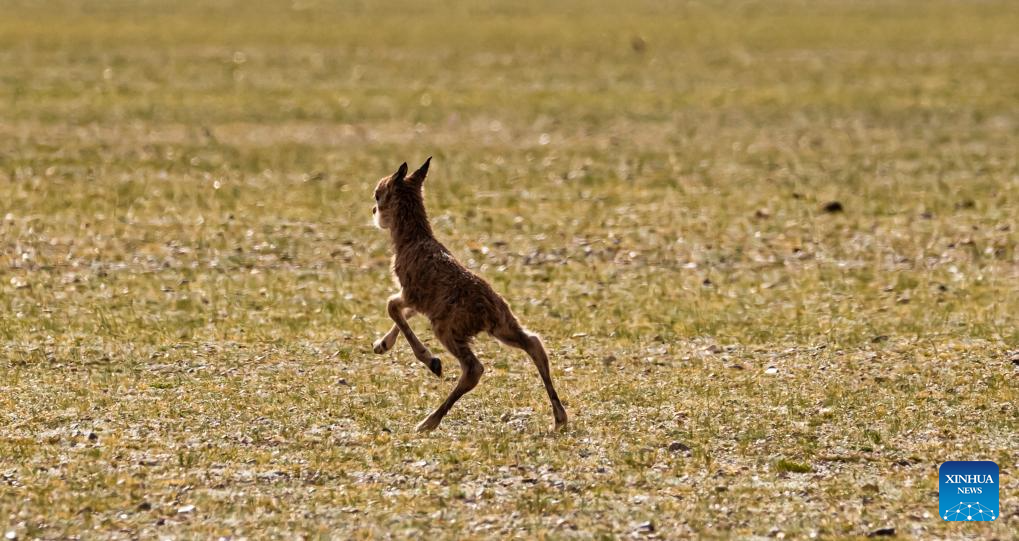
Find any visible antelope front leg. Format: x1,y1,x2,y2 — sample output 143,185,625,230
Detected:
373,308,414,354
384,295,442,377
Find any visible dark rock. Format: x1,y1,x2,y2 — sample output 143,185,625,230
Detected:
821,201,844,213
631,36,647,54
668,441,691,453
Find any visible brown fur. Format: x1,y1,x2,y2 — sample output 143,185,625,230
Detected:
371,158,568,432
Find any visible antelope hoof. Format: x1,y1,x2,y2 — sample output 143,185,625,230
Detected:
554,408,568,431
416,415,441,432
428,357,443,378
372,339,388,354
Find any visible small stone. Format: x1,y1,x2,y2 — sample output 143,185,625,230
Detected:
5,531,17,541
648,345,667,356
633,521,655,533
765,366,779,375
867,527,895,537
177,504,195,514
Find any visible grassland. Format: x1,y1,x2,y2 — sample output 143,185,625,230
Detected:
1,0,1017,538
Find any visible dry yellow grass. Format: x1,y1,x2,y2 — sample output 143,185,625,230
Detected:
1,0,1017,538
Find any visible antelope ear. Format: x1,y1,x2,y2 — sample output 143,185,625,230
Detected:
410,156,431,183
393,162,409,181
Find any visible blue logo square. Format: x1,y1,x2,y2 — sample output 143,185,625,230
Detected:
939,461,999,521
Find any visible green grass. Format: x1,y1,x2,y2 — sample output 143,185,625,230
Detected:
1,0,1017,538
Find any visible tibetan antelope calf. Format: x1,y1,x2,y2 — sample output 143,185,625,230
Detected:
370,158,568,432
